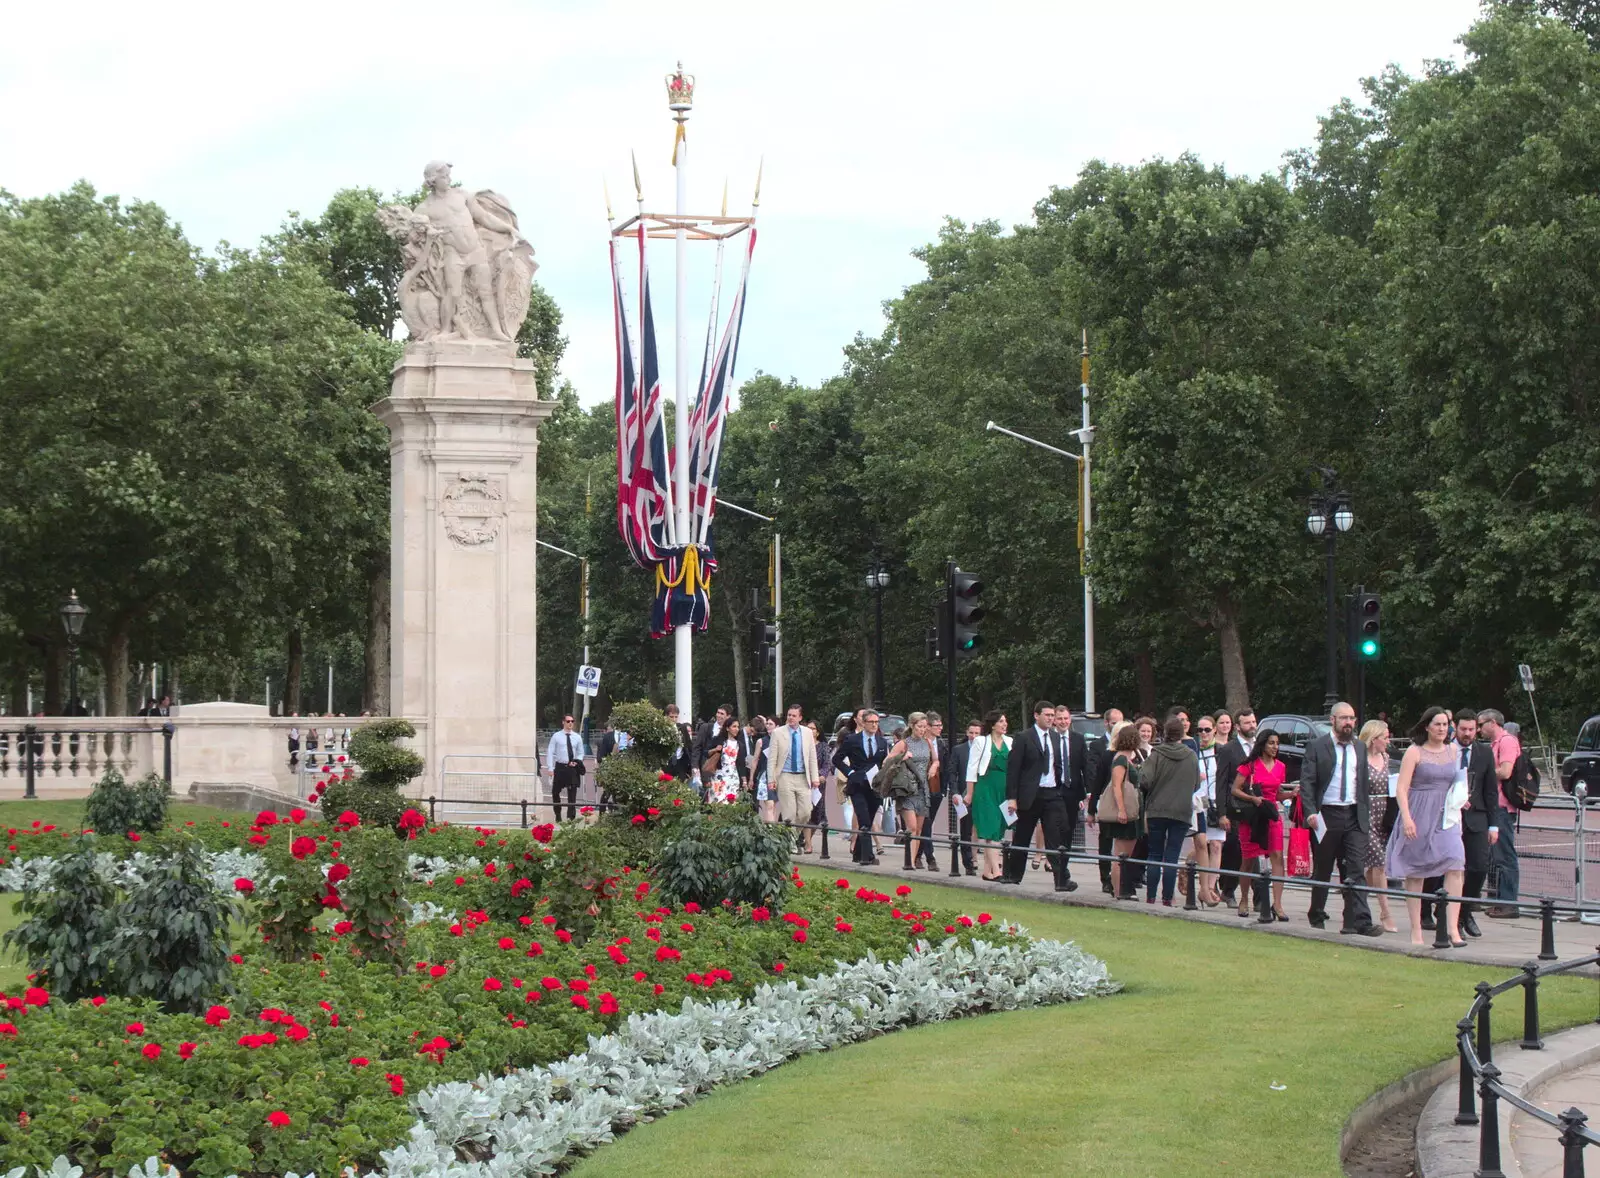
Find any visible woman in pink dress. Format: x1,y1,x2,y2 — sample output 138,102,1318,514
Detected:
1229,730,1298,922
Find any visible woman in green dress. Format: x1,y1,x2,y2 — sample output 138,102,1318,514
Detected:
964,711,1012,880
1099,722,1144,899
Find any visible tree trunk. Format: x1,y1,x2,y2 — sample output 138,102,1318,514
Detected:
43,641,64,715
9,649,29,716
1214,593,1250,714
729,597,749,721
281,627,303,716
103,625,131,716
363,561,391,714
1135,647,1157,718
860,636,874,710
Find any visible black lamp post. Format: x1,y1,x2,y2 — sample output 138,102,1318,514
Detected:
1305,479,1353,715
60,589,87,715
864,562,889,710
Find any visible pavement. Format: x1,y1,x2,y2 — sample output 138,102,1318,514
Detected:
802,828,1600,971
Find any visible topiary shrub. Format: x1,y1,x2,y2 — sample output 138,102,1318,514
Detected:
339,826,411,969
655,806,792,910
84,767,168,835
320,718,423,834
594,700,679,814
2,834,116,1001
107,835,235,1013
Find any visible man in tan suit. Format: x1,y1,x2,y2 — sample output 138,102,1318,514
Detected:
768,704,822,830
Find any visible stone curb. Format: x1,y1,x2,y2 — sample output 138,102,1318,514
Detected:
1418,1022,1600,1177
1341,1057,1457,1167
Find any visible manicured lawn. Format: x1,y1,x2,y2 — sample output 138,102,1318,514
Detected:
571,870,1600,1178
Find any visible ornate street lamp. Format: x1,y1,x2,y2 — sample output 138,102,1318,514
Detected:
1305,481,1353,714
864,562,890,710
60,589,87,715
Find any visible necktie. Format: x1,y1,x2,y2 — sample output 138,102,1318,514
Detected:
1052,733,1065,786
865,735,874,759
566,734,575,762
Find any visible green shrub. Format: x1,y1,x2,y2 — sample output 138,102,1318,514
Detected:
340,826,411,968
348,718,424,789
604,700,678,765
656,806,792,910
317,780,406,832
107,836,235,1013
594,700,682,814
2,833,117,1000
84,767,168,835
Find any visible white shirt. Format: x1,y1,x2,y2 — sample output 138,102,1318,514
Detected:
1198,745,1217,803
1322,739,1356,807
545,730,583,773
1035,725,1056,789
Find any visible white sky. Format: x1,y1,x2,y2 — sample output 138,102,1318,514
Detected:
2,0,1479,406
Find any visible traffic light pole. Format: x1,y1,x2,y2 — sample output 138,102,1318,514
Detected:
772,531,783,717
944,560,958,760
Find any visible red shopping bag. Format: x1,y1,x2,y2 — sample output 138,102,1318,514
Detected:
1288,826,1313,876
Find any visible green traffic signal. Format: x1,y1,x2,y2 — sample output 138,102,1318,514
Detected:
1360,638,1379,658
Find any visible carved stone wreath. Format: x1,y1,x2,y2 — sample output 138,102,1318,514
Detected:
441,473,505,548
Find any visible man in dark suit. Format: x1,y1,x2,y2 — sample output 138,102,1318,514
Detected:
545,713,587,820
1003,700,1073,891
1424,711,1502,937
1050,704,1090,890
1214,709,1257,905
946,719,983,874
663,704,695,783
690,705,733,793
1302,701,1380,935
834,710,887,864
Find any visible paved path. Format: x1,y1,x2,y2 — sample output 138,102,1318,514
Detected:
803,833,1600,971
1512,1059,1600,1177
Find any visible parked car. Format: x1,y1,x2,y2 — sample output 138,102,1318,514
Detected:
1255,714,1332,783
1560,715,1600,795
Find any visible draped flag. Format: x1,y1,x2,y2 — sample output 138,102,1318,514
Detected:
613,220,755,637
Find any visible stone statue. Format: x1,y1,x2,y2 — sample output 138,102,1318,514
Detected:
376,161,536,344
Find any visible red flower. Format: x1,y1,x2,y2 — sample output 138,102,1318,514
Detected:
22,988,47,1007
483,977,503,992
632,970,648,982
399,809,427,832
530,823,555,843
127,832,141,842
772,962,786,972
178,1042,196,1060
911,922,926,933
247,834,270,846
750,907,771,922
233,877,255,894
657,771,674,782
387,1073,405,1095
328,863,351,883
834,920,853,933
525,942,543,956
540,976,564,990
654,946,682,962
957,915,974,928
289,808,307,824
511,877,533,897
569,979,589,993
229,954,243,965
835,878,850,888
792,929,808,943
257,811,279,827
570,994,590,1010
336,810,361,827
895,885,912,897
679,922,695,933
631,815,646,825
89,996,105,1006
267,1110,291,1128
554,929,572,944
600,992,619,1014
286,1024,310,1041
944,925,956,933
290,836,317,860
141,1042,161,1060
977,913,992,925
0,1024,17,1036
429,965,447,978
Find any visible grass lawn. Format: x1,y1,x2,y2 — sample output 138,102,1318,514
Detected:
571,870,1600,1178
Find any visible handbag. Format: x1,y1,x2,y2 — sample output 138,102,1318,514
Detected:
702,749,722,776
876,748,915,799
1287,798,1312,877
1094,758,1141,823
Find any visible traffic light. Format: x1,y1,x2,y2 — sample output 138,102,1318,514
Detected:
1350,589,1381,661
759,622,778,667
949,567,985,659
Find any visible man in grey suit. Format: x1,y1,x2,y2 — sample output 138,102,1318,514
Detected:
1302,701,1380,935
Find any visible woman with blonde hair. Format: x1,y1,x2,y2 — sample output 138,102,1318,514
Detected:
1359,718,1397,933
886,712,939,860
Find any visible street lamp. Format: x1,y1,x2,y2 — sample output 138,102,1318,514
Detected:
864,562,890,710
59,589,87,715
1305,477,1353,714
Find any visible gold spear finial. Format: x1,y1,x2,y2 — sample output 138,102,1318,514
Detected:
752,157,764,209
604,178,614,222
631,151,642,203
720,178,728,218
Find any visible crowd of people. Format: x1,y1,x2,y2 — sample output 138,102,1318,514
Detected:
545,698,1537,946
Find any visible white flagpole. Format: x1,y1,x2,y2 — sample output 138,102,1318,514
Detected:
670,65,693,721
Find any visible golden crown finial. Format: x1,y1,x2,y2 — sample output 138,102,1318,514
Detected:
666,62,695,112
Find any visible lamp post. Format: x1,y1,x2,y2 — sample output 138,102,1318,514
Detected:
864,562,890,710
1305,477,1353,714
59,589,88,715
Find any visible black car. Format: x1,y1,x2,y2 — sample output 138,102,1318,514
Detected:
1560,715,1600,795
1254,714,1331,783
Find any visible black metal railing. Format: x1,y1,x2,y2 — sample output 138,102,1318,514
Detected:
1450,948,1600,1176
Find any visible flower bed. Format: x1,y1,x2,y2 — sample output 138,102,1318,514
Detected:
0,843,1112,1178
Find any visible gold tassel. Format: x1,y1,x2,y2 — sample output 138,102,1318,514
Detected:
671,122,686,166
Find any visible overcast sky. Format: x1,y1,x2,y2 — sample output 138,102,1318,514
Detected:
3,0,1479,406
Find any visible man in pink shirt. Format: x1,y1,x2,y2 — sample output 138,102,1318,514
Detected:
1479,709,1522,917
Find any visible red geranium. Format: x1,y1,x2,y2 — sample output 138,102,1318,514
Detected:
233,878,255,894
256,811,279,827
327,863,351,883
178,1042,196,1060
290,836,317,860
289,808,307,824
267,1110,291,1128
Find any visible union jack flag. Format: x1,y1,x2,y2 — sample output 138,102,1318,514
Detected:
611,225,674,566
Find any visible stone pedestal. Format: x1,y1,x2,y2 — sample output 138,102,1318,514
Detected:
373,341,555,783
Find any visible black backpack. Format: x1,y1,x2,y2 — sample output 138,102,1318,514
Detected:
1505,751,1541,812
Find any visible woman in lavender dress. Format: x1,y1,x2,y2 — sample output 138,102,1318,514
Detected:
1387,707,1467,948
